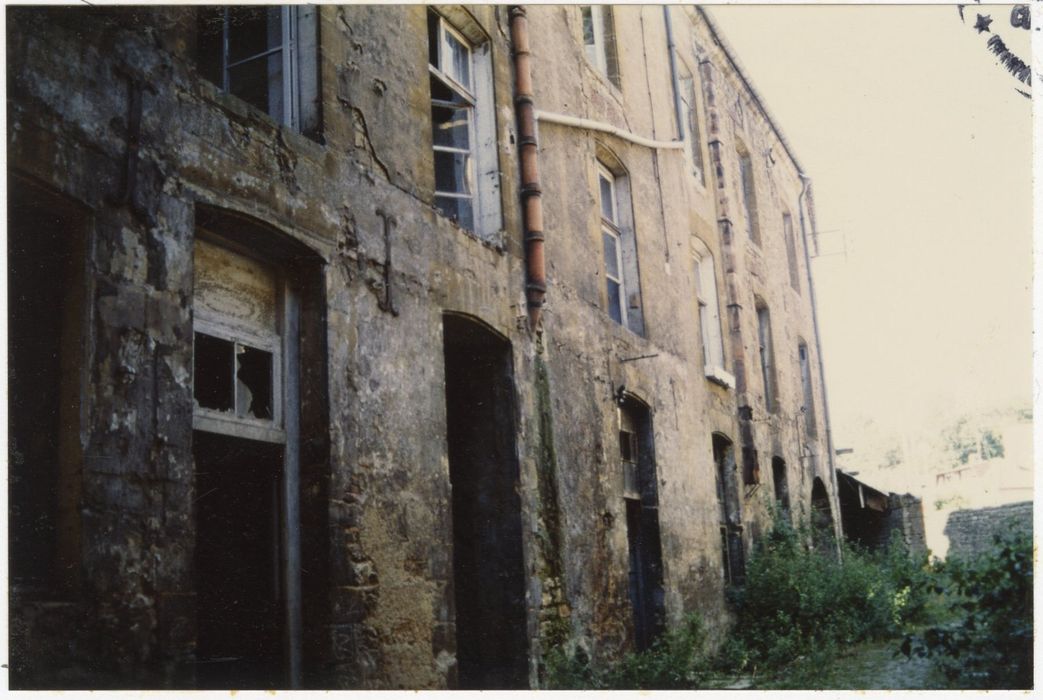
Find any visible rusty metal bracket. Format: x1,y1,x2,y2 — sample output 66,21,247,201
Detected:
109,68,158,226
375,209,399,317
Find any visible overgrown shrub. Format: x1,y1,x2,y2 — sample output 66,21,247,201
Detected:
726,515,928,673
901,526,1032,689
545,613,714,689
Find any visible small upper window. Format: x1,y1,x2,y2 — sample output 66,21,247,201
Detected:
581,6,620,87
798,341,817,437
198,6,320,136
692,245,732,388
784,212,801,293
737,144,760,245
428,10,502,238
756,299,777,413
680,72,705,185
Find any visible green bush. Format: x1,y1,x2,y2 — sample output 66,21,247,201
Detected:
726,516,928,673
545,613,714,689
901,526,1032,689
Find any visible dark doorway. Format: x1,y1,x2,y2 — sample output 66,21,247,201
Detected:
193,432,285,689
619,398,665,651
772,457,790,516
713,434,745,586
442,314,528,689
8,178,86,599
811,477,836,552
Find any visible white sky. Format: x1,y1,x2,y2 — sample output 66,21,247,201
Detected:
708,5,1033,450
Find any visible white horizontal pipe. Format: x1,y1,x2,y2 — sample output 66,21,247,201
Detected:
535,109,685,151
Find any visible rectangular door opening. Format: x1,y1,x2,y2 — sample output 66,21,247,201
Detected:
193,432,285,689
442,314,528,689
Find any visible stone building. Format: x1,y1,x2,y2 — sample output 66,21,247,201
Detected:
7,4,839,689
837,471,927,556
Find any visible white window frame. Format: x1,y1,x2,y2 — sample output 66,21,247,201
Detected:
428,11,502,238
429,14,477,229
599,163,628,326
582,5,609,76
192,238,287,445
692,245,733,388
209,6,300,130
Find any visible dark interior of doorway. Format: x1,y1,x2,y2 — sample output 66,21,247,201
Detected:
620,398,665,652
442,314,528,689
7,179,86,598
193,430,285,689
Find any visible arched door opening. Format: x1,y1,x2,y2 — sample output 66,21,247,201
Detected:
442,313,528,689
618,396,665,651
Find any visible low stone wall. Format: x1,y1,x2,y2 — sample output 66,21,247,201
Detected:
944,501,1033,561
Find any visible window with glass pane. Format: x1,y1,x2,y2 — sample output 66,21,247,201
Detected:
198,6,293,127
429,11,477,231
738,148,760,244
580,5,619,86
693,253,724,371
599,165,626,325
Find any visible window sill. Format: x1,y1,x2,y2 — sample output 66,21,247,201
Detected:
581,57,624,103
196,79,324,147
193,411,286,444
705,365,735,389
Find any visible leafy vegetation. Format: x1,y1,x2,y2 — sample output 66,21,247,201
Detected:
545,512,1031,689
901,526,1032,689
545,613,717,689
719,516,929,677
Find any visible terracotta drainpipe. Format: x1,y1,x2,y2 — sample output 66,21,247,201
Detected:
510,6,546,331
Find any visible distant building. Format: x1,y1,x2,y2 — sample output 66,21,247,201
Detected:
7,4,838,689
836,471,926,555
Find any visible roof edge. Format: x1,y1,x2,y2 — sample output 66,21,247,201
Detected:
695,6,807,177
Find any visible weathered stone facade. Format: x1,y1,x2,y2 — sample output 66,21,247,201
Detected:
7,5,839,689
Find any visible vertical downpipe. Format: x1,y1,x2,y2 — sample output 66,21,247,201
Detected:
510,6,546,331
663,6,685,142
798,175,841,546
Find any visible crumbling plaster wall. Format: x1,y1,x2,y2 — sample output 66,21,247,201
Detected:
8,4,535,689
520,5,839,665
7,3,839,689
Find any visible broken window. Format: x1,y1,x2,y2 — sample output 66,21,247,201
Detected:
193,238,283,441
783,212,801,293
737,143,760,245
756,299,777,413
580,5,620,87
190,218,321,688
680,70,705,185
428,10,501,237
197,6,320,135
